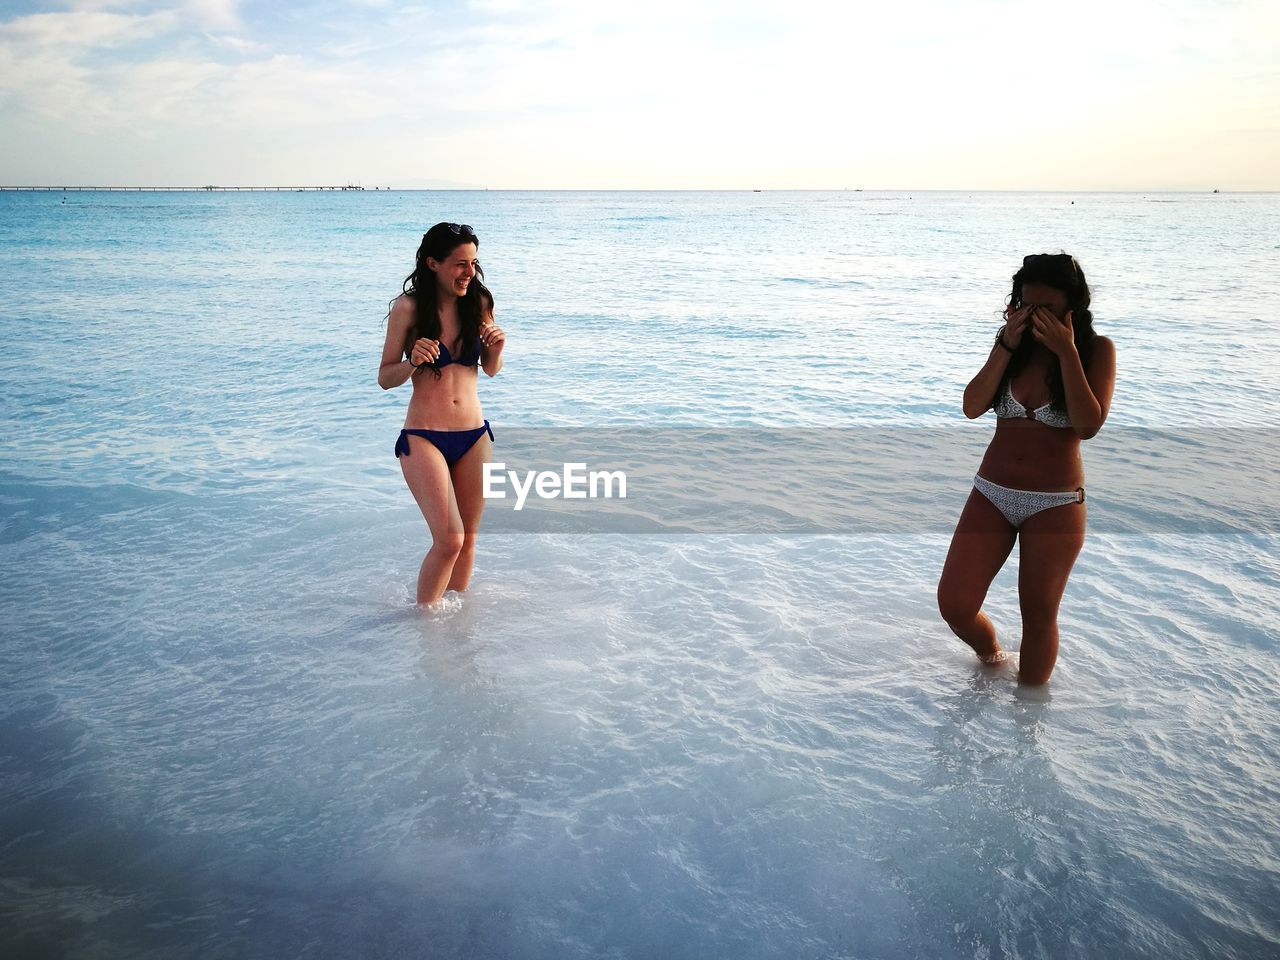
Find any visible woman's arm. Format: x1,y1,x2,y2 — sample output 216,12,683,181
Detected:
962,306,1029,418
962,337,1016,419
1030,308,1115,439
480,305,505,378
1057,334,1115,439
378,296,418,390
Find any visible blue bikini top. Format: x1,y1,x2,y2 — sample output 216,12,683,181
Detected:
428,337,481,369
993,381,1072,429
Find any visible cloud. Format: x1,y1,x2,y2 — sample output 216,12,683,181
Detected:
181,0,240,31
206,31,267,55
0,10,183,128
49,0,241,29
0,0,1277,187
0,9,178,50
0,4,322,134
63,0,154,11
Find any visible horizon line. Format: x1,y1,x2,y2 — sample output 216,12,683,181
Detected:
1,185,1272,194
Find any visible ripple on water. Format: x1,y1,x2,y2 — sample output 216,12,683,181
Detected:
3,191,1279,958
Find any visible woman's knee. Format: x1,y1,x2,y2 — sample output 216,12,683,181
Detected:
1019,606,1060,636
430,531,466,558
937,586,978,628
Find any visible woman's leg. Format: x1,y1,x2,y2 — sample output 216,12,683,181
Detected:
445,431,494,593
399,437,465,604
1015,501,1086,685
938,487,1019,662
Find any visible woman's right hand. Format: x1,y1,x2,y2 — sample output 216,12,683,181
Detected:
1002,304,1032,350
409,337,441,368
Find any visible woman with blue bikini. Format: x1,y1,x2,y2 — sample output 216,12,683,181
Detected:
378,222,506,605
937,254,1115,684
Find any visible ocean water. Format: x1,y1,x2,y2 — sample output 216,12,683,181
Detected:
1,189,1278,959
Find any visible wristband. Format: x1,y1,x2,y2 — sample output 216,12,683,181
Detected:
995,330,1015,353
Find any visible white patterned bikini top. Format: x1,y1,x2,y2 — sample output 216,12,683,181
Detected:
993,381,1072,429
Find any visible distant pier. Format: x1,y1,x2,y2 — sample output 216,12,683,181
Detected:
1,185,372,192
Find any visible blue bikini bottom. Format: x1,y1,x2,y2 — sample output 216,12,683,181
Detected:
395,421,493,467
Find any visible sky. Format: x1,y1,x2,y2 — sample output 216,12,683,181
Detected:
0,0,1277,189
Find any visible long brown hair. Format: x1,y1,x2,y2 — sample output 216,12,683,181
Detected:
997,253,1097,409
393,222,493,376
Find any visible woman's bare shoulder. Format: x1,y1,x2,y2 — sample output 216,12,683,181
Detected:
389,293,415,326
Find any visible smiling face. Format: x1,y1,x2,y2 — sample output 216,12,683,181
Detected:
428,242,478,300
1019,282,1070,321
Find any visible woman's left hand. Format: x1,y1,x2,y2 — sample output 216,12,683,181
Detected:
1030,307,1077,358
481,323,506,354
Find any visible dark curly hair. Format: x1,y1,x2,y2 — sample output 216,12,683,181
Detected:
996,253,1097,410
392,222,493,378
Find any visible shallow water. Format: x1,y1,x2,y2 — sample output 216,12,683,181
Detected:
2,190,1278,958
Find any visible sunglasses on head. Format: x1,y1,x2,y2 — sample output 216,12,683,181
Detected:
424,223,476,243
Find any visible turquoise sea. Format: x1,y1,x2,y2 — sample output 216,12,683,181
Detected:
1,190,1278,958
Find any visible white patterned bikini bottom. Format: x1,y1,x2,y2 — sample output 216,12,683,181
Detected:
973,475,1085,529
